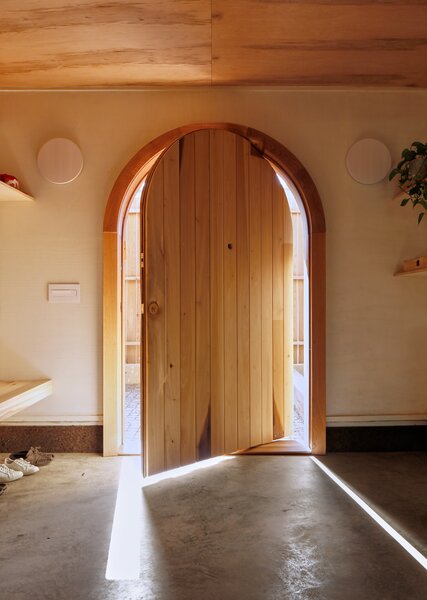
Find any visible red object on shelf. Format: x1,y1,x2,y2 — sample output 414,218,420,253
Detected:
0,173,20,189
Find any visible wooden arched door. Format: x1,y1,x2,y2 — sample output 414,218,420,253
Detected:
143,130,293,476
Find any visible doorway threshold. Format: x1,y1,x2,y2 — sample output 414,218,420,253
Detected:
233,439,310,455
118,443,142,457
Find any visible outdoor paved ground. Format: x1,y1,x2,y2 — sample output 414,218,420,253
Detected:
124,380,304,453
124,384,141,454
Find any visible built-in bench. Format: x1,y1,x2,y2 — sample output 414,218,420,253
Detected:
0,380,53,421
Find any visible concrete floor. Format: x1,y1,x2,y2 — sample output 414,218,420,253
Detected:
0,453,426,599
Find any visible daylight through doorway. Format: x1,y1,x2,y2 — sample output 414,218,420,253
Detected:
121,184,144,454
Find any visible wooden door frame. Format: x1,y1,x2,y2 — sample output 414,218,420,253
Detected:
103,123,326,457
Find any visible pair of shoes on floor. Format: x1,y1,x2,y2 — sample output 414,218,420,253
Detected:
10,447,54,467
0,458,39,483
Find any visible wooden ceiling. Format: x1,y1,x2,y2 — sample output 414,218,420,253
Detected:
1,0,427,89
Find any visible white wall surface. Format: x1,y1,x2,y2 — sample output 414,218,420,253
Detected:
0,89,426,421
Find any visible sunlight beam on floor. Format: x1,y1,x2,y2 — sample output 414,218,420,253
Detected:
106,455,235,580
141,455,235,488
106,457,143,580
311,456,427,571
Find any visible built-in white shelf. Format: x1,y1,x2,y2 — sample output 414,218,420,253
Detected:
0,181,34,202
0,379,53,421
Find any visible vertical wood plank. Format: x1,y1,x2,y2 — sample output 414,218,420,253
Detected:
272,182,285,439
144,129,301,469
163,143,181,469
210,130,225,456
103,231,121,457
124,214,141,365
283,197,294,437
236,137,251,449
145,160,166,475
249,150,262,447
261,162,273,444
310,231,326,454
194,130,211,460
179,135,197,465
223,132,238,453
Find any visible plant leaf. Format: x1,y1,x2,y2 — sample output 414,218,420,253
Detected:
418,212,425,224
412,141,426,154
402,149,416,161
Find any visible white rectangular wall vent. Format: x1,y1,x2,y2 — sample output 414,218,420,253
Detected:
48,283,80,303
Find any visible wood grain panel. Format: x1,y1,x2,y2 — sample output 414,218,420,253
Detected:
3,2,426,88
283,201,294,437
106,123,326,459
236,137,251,450
261,160,273,443
235,438,309,456
272,185,285,439
249,150,263,448
310,231,326,454
210,130,225,456
223,132,238,453
292,211,305,365
212,1,427,87
145,160,166,475
0,0,211,88
194,131,211,460
144,128,297,473
103,231,121,456
125,280,140,364
179,135,197,465
123,212,141,365
163,143,181,469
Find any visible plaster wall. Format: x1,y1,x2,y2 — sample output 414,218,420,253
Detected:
0,89,426,422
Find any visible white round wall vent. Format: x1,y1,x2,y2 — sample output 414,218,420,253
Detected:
37,138,83,184
346,138,391,185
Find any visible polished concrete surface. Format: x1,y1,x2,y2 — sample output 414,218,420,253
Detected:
319,452,427,556
0,453,426,599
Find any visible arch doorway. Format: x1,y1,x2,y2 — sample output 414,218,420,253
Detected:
103,123,325,471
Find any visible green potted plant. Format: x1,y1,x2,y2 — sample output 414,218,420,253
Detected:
389,141,427,223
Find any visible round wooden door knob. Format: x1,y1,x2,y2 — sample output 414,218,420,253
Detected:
148,301,159,315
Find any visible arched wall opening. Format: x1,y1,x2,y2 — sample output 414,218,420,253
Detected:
103,123,326,458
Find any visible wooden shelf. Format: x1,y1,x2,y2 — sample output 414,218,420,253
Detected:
395,267,427,278
0,181,34,202
0,379,53,421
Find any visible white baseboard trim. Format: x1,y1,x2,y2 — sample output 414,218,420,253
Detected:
2,415,103,426
327,414,427,427
4,414,426,428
